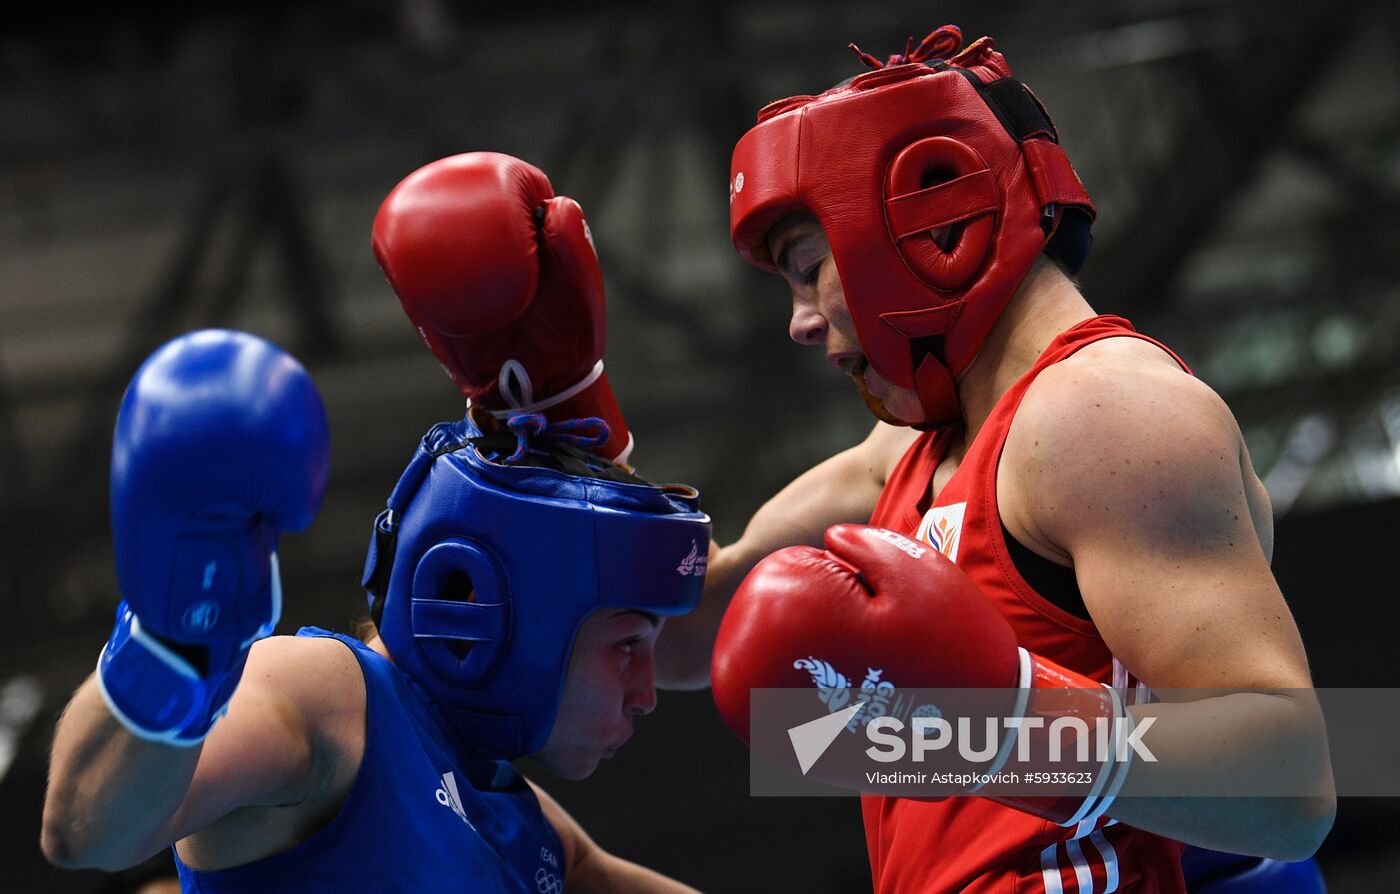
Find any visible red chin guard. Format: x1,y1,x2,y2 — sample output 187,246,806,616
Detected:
730,29,1094,429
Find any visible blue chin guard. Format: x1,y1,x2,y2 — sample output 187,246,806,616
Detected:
363,417,711,759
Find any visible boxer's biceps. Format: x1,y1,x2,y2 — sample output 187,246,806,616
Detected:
694,438,886,615
1026,378,1310,689
740,426,904,556
1069,461,1312,692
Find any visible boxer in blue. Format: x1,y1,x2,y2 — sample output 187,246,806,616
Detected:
41,329,711,893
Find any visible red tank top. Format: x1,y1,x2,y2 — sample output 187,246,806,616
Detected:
862,316,1189,894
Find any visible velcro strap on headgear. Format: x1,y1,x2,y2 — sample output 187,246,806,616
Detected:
885,170,1000,239
979,77,1057,142
970,76,1093,219
1022,140,1092,212
411,598,509,643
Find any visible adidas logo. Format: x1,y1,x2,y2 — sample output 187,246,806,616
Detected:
434,771,476,830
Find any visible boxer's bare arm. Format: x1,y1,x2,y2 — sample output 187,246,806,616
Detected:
1005,345,1335,859
43,635,357,871
529,782,702,894
656,421,919,689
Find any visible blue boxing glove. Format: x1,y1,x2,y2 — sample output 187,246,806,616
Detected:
96,330,329,745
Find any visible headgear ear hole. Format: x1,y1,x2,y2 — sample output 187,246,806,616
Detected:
932,221,963,253
918,167,964,255
887,136,982,195
411,539,509,683
886,136,997,291
440,571,477,658
920,166,959,190
440,570,477,603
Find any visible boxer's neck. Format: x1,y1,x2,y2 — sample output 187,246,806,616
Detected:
955,259,1097,445
366,635,393,663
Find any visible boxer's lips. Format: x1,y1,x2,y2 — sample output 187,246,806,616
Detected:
836,355,869,378
843,354,905,425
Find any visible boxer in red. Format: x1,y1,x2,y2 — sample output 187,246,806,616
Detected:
657,25,1335,893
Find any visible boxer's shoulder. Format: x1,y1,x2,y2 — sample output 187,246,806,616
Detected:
1001,332,1246,545
1012,333,1233,459
1030,332,1196,403
245,634,360,682
239,635,367,767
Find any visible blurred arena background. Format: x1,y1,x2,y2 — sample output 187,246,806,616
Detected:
2,0,1398,890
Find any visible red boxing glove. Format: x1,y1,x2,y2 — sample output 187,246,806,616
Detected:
712,524,1133,827
373,152,633,463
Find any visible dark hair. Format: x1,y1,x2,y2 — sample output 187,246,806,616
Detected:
466,425,651,486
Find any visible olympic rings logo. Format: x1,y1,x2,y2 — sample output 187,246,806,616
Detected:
535,867,563,894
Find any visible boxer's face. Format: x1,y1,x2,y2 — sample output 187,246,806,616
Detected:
530,608,662,779
764,215,925,425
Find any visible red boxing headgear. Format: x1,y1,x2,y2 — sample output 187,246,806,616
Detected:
729,27,1094,428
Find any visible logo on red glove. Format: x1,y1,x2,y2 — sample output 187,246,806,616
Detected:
793,657,942,736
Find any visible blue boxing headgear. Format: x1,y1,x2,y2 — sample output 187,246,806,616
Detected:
362,417,711,759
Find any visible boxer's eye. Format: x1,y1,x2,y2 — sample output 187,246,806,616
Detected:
789,243,827,284
779,231,830,285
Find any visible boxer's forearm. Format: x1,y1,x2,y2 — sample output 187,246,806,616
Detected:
42,674,199,870
1107,691,1334,859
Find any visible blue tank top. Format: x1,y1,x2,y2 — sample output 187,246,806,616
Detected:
174,628,566,894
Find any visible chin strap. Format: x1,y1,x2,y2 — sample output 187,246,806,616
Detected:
911,352,962,432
